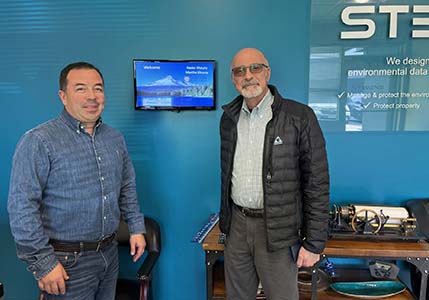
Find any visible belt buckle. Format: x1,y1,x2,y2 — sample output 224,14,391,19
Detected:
240,207,246,215
96,240,102,252
96,233,114,252
96,235,108,252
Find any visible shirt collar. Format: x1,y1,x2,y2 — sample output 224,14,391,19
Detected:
60,109,102,133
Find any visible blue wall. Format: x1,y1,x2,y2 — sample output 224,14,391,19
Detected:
0,1,428,299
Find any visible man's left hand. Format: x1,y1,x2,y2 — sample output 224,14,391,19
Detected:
296,246,320,268
129,233,146,262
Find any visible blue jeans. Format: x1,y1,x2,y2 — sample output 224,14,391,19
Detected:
41,242,119,300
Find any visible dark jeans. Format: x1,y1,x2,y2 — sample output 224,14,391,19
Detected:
41,241,119,300
224,205,298,300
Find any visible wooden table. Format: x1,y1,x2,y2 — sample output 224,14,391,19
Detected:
202,223,429,300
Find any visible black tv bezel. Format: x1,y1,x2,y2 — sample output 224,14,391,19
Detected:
133,59,216,111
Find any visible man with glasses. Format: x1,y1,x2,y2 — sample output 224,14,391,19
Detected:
219,48,330,299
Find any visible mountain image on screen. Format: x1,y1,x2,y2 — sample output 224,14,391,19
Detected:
137,75,213,98
147,75,192,87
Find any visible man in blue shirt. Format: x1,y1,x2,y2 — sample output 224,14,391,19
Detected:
8,62,146,300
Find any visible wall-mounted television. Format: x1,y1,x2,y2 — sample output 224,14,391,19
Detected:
133,59,216,111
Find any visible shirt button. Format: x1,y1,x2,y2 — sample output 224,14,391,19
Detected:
101,177,105,181
104,216,107,220
98,157,101,161
103,196,107,200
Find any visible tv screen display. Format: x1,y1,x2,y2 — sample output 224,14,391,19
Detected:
133,59,216,110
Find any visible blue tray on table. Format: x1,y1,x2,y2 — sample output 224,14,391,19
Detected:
330,281,406,298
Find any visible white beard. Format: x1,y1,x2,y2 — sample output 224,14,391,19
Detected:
241,84,263,99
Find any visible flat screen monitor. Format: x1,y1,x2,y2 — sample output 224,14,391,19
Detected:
133,59,216,111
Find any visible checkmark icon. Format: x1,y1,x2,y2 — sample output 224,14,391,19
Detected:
363,102,371,109
337,91,345,99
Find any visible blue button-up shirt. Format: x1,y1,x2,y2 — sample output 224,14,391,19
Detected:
8,109,145,280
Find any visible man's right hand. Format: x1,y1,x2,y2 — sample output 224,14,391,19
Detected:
38,263,69,295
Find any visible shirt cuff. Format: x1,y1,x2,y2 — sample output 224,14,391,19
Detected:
27,253,59,280
128,220,146,235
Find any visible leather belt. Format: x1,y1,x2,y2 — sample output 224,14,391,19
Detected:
235,203,264,218
50,233,116,252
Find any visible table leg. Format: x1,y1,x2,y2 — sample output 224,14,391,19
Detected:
311,258,323,300
206,250,220,300
407,257,429,300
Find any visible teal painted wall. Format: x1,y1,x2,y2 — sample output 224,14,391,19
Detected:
0,1,428,299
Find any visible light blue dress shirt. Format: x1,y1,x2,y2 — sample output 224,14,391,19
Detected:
231,90,274,209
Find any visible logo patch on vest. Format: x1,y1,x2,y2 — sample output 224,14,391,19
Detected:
273,136,283,145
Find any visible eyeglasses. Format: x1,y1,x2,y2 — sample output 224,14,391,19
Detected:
231,63,269,77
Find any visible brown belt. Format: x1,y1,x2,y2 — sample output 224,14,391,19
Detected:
50,233,116,252
235,203,264,218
